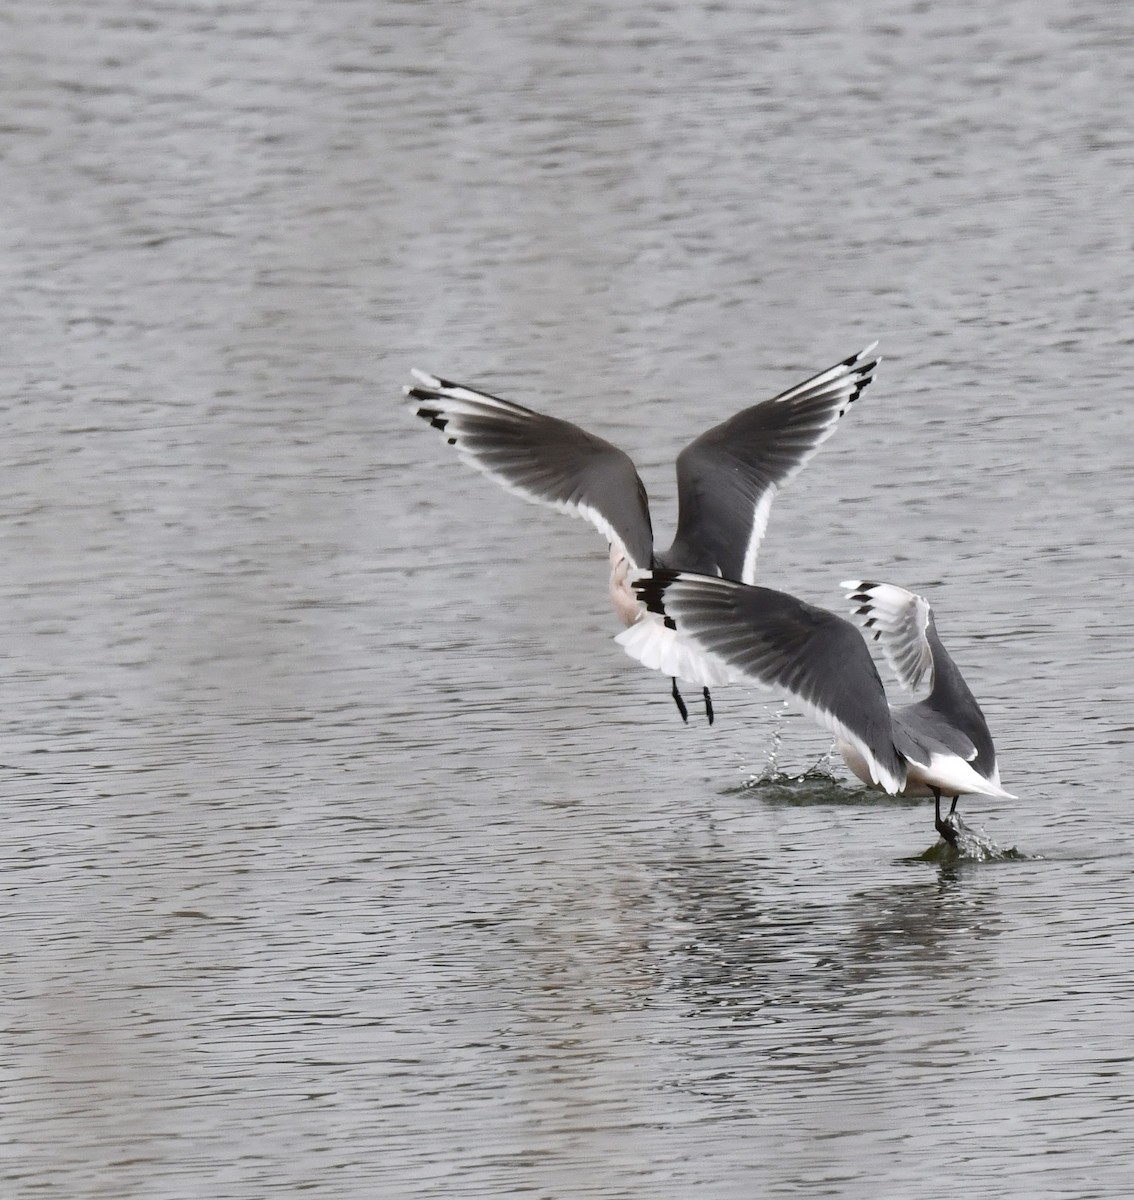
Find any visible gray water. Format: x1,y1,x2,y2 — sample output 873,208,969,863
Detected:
3,1,1134,1196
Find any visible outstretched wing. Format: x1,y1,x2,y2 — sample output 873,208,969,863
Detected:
664,345,879,581
407,370,654,569
841,580,933,691
633,570,906,794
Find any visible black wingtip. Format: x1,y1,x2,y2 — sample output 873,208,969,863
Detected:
412,406,450,432
631,568,678,613
631,569,681,629
852,359,879,390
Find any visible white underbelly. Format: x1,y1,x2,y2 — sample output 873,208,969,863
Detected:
608,548,641,628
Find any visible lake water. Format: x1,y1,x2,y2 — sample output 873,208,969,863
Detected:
4,1,1134,1196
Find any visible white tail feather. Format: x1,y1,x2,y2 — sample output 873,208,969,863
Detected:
615,613,736,688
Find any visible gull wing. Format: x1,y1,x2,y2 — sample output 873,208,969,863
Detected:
664,345,879,581
407,370,654,569
842,580,933,691
634,571,906,793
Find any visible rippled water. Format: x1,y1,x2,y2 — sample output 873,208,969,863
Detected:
4,1,1134,1196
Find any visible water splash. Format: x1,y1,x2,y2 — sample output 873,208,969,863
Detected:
813,738,838,777
734,700,803,789
763,699,788,776
918,814,1028,863
729,756,844,801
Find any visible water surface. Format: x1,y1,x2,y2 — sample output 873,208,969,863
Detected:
3,1,1134,1196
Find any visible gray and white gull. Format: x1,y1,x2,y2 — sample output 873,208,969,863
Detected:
630,572,1014,842
406,346,879,722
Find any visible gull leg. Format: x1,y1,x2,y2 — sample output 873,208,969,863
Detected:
671,678,689,723
934,788,958,847
703,687,714,726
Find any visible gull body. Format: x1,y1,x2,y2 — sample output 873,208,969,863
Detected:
631,573,1014,841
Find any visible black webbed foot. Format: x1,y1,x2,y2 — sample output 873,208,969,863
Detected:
934,789,960,847
935,813,959,847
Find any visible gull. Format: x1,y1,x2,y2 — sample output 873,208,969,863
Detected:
406,345,879,723
630,572,1014,843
